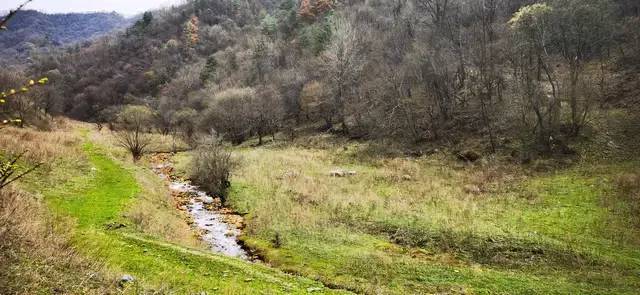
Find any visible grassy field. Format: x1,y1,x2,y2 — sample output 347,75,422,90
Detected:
10,125,344,294
209,143,638,294
173,116,640,295
4,113,640,294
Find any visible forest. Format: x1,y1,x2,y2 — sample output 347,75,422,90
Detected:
1,0,640,294
0,9,127,65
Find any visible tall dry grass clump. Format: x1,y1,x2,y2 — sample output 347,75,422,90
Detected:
0,121,82,164
0,120,114,292
615,172,640,225
0,188,115,293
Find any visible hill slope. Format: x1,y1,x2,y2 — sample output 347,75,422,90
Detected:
0,10,128,65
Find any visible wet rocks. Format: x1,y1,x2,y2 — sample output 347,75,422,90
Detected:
150,154,248,259
201,196,215,204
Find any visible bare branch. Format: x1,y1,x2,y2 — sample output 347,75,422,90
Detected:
0,0,34,30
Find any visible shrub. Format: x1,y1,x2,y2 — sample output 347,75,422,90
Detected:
189,135,237,201
114,105,154,161
200,88,253,145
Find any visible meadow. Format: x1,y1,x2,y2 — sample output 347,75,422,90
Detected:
1,111,639,294
1,121,343,294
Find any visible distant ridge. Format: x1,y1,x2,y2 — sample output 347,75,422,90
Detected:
0,10,129,65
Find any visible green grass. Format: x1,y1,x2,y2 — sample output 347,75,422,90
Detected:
33,133,344,294
46,142,139,228
19,115,640,294
222,141,640,294
493,167,640,268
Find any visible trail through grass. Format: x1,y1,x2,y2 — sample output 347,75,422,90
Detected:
38,136,343,294
48,142,139,228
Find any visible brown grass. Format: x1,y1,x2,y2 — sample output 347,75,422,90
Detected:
614,172,640,225
0,188,116,294
0,119,115,293
124,165,202,248
0,118,83,164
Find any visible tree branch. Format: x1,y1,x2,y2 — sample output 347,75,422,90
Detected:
0,0,34,30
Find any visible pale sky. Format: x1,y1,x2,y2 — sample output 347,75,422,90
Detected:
1,0,186,16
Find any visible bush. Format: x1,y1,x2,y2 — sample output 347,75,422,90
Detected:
114,105,154,161
200,88,254,144
189,135,237,201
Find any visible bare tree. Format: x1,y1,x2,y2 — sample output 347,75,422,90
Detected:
250,86,284,145
115,105,154,161
321,17,367,134
468,0,503,152
509,3,559,152
200,88,253,144
549,0,615,136
189,133,236,202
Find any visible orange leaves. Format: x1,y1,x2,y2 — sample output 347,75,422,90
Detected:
298,0,335,21
299,0,315,19
184,15,200,47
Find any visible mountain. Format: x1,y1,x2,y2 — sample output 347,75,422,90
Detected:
0,10,128,65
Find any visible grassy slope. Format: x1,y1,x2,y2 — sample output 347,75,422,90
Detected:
29,133,344,294
200,132,640,294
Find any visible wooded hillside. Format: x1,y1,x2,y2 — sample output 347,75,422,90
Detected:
4,0,635,159
0,10,127,65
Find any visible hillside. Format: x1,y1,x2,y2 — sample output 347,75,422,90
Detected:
0,10,128,65
1,0,640,294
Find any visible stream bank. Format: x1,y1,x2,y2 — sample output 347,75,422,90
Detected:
150,153,256,261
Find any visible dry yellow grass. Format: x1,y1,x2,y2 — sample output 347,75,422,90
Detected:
0,120,116,293
0,187,116,294
0,118,83,164
0,122,200,292
232,145,517,237
124,166,202,248
221,135,640,294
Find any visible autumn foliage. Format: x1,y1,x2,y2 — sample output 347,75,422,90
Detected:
184,15,200,47
299,0,335,20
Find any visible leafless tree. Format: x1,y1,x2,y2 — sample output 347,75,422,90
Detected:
114,105,154,161
321,17,367,134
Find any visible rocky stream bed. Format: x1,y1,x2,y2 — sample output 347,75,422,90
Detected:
150,154,250,260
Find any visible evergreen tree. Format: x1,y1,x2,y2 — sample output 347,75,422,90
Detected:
200,55,218,83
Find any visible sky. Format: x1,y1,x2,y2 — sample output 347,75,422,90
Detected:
1,0,186,16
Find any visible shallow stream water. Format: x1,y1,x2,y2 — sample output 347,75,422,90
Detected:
153,163,248,259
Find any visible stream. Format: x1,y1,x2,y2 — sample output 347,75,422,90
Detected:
151,157,249,260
